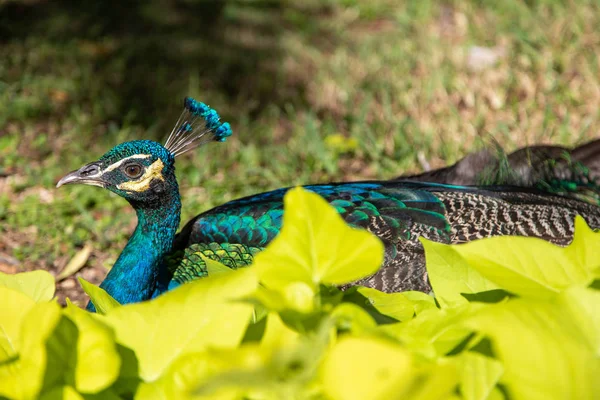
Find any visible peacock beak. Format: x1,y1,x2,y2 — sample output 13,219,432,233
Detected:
56,162,106,188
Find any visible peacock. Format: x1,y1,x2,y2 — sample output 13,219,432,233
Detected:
57,97,600,311
401,139,600,205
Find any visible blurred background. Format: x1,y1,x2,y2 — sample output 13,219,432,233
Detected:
1,0,599,304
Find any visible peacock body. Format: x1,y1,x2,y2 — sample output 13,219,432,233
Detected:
172,181,600,294
56,97,600,311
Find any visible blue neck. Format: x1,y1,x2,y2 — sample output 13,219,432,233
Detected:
86,195,181,311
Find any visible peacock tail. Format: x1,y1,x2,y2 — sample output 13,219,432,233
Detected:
401,139,600,206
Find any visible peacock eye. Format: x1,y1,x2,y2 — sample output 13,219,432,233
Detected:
123,163,143,178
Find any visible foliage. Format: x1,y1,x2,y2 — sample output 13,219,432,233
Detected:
1,187,599,399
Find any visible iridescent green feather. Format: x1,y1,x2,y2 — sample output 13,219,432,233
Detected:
166,242,263,285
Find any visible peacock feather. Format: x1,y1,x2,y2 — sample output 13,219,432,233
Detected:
401,139,600,206
57,97,600,310
167,243,262,287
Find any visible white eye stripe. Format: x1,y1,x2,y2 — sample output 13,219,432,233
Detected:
104,154,152,172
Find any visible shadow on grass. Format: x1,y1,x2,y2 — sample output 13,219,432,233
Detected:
0,0,313,138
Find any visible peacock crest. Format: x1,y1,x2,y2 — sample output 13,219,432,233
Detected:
163,97,233,157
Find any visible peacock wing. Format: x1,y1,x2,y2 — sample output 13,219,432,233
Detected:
165,242,263,288
168,182,454,286
175,183,452,247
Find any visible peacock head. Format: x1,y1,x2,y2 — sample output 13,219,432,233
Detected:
56,97,232,206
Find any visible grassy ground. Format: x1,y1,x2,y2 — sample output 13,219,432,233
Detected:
1,0,600,305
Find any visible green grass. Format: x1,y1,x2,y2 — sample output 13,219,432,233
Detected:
1,0,600,277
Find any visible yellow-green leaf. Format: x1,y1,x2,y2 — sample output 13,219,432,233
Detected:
260,312,301,350
0,270,55,302
487,387,507,400
0,287,35,362
456,352,504,400
79,277,121,315
465,297,600,400
404,359,459,400
420,238,500,307
401,291,438,314
151,319,333,399
557,287,600,356
565,215,600,272
321,336,413,400
282,281,316,313
0,302,62,400
103,268,257,382
252,285,287,312
63,302,121,393
39,386,122,400
450,229,595,300
356,286,436,321
146,346,264,400
254,187,384,288
253,282,316,314
331,303,377,334
381,304,478,359
39,385,85,400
